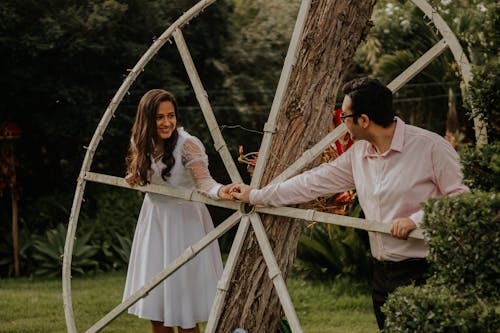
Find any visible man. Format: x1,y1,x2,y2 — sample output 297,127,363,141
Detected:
230,77,468,330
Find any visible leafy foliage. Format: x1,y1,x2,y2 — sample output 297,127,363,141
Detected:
78,187,140,270
0,0,238,276
460,141,500,192
421,192,500,300
0,0,235,219
383,191,500,331
32,224,99,277
354,0,498,137
383,284,500,333
428,0,499,66
0,227,34,277
98,233,133,271
296,200,371,280
296,224,371,279
467,59,500,141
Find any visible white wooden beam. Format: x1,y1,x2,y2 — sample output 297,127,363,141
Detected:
270,124,348,185
249,214,303,333
83,172,240,211
256,206,424,240
387,39,448,93
205,215,251,332
173,29,243,183
251,0,313,187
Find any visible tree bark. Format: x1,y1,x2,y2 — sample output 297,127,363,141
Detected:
12,188,19,277
216,1,376,332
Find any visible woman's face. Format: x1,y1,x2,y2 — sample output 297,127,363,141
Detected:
156,101,177,141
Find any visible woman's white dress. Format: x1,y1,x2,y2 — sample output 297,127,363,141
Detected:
123,128,224,329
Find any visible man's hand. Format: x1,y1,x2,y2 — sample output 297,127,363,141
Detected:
389,218,417,240
218,184,235,200
229,183,252,203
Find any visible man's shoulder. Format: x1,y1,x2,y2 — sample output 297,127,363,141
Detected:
404,123,447,147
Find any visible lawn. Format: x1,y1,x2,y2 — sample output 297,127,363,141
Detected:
0,272,377,332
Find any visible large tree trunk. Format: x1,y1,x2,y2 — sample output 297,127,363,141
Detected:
217,1,376,332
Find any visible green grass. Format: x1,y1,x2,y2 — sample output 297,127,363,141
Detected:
0,272,377,332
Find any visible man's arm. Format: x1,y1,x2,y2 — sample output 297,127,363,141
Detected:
231,147,356,206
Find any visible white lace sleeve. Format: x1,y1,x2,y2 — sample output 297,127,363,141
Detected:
181,137,222,200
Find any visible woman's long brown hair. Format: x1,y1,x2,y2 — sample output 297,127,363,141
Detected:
125,89,179,186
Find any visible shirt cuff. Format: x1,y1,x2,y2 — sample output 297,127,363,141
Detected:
249,189,258,205
409,210,424,226
208,184,223,200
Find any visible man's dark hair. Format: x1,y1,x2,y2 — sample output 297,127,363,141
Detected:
342,77,394,127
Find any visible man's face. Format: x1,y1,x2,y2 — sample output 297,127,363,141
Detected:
341,95,362,141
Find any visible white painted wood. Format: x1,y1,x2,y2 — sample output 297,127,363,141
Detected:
256,206,424,240
205,215,251,333
387,39,448,93
270,124,348,185
251,0,313,187
249,214,303,333
173,29,243,183
207,1,313,329
83,172,240,211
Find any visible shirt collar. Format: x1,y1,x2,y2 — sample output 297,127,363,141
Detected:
390,117,405,153
364,117,405,157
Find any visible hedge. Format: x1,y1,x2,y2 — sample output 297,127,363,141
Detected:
383,284,499,333
421,192,499,300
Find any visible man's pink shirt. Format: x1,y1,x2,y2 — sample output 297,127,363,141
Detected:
249,117,468,261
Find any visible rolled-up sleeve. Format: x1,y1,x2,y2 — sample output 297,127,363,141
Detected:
432,140,469,196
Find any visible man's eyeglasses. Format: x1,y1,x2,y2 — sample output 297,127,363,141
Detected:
340,112,355,122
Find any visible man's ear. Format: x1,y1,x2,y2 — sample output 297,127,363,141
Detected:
358,114,370,128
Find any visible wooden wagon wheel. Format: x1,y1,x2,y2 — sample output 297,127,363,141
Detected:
62,1,483,332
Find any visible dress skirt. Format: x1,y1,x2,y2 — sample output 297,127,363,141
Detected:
123,193,223,328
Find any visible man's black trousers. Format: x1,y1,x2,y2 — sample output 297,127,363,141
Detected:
372,258,429,330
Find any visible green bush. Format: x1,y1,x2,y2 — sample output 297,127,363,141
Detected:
79,186,141,271
383,284,499,333
421,192,500,300
460,141,500,192
80,186,142,245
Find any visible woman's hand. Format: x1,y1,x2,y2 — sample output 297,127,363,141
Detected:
218,184,236,200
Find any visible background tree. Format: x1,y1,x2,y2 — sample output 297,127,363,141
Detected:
0,0,236,276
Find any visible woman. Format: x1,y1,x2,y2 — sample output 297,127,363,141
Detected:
123,89,231,333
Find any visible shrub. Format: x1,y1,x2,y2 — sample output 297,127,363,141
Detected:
96,232,133,271
460,141,500,192
32,224,99,277
421,192,500,300
296,224,371,280
79,186,141,271
80,186,142,245
383,284,499,333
